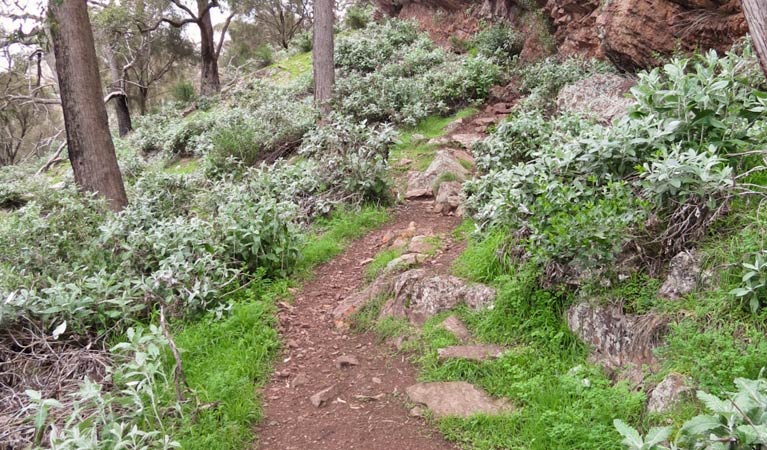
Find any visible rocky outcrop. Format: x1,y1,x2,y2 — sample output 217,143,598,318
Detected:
567,303,667,383
557,74,635,124
380,269,496,324
377,0,747,71
405,150,472,199
658,251,709,300
547,0,747,70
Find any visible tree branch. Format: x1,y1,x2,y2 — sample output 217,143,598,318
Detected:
215,13,235,60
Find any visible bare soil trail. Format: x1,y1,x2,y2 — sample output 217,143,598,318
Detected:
256,200,461,450
256,98,514,450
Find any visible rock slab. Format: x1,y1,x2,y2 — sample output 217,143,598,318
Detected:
437,344,506,362
406,382,513,418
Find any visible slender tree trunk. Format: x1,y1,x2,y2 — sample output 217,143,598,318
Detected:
743,0,767,78
106,48,133,137
313,0,335,116
198,0,220,96
138,85,148,115
48,0,128,212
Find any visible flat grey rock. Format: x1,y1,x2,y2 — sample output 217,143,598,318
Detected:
437,344,506,362
406,382,513,418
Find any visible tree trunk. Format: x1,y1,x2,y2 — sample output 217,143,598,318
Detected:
138,85,148,115
313,0,335,116
106,47,133,137
743,0,767,78
198,0,221,96
48,0,128,212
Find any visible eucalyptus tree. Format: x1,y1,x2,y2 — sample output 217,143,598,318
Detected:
48,0,128,211
150,0,235,95
743,0,767,78
312,0,333,116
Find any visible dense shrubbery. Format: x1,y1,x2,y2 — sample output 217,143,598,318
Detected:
474,22,524,64
466,46,767,274
334,19,501,126
129,82,316,175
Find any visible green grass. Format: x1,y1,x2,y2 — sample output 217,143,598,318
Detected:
407,267,644,450
365,247,404,281
165,158,201,175
299,205,390,272
270,52,312,84
390,107,478,171
155,204,389,448
160,281,283,450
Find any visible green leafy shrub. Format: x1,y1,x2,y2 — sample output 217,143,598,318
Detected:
616,375,767,450
731,251,767,313
172,80,196,103
474,22,524,64
291,30,312,52
299,114,396,203
344,5,371,30
255,43,274,67
334,19,500,125
465,46,767,276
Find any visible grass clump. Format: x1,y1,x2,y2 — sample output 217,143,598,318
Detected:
365,248,404,281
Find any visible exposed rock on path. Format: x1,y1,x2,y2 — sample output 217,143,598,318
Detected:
406,382,514,418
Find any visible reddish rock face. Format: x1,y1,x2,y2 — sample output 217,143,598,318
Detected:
377,0,747,71
547,0,747,70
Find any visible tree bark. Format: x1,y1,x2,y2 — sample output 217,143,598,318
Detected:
313,0,335,116
198,0,221,96
48,0,128,212
106,47,133,137
743,0,767,78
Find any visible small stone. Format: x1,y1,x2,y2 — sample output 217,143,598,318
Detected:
372,377,382,384
409,406,426,417
287,339,299,349
450,133,484,149
335,355,359,369
292,372,309,388
411,133,428,145
310,385,338,408
438,315,472,343
647,373,692,413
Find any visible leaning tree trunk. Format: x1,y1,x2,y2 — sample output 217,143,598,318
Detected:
48,0,128,212
743,0,767,77
313,0,335,116
198,0,221,96
106,47,133,137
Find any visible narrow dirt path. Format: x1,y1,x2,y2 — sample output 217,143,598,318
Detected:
256,200,462,450
256,96,515,449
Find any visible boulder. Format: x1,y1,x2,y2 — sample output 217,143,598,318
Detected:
658,251,707,300
557,74,635,124
437,344,506,361
406,382,514,418
434,181,463,215
647,373,693,413
380,270,496,324
405,150,470,199
567,302,667,383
